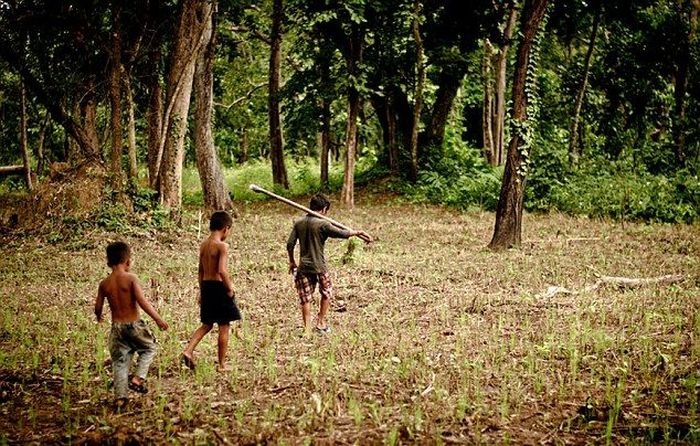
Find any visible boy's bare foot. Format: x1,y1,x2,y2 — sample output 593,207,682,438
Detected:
181,353,196,371
217,364,232,373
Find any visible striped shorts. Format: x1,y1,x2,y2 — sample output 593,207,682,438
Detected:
294,271,333,304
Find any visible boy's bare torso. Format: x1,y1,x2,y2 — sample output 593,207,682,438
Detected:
99,270,139,323
199,236,227,282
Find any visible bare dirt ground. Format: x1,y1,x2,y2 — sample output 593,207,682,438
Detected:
1,194,698,444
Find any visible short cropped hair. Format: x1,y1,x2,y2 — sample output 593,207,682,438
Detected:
309,193,331,212
106,241,130,267
210,210,233,231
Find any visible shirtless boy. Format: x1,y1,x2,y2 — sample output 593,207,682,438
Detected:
94,241,169,409
182,210,241,372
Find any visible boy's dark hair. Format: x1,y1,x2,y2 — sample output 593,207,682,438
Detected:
210,210,233,231
106,241,130,267
309,193,331,212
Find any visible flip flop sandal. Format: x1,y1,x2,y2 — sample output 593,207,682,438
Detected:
128,380,148,394
181,353,196,371
314,326,331,335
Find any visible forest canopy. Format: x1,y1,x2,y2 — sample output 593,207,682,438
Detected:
0,0,698,238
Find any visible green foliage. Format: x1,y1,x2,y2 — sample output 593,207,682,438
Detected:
403,141,502,211
93,185,172,235
542,162,699,223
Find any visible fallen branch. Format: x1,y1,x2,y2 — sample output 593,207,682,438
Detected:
585,274,685,292
0,165,25,175
538,274,685,298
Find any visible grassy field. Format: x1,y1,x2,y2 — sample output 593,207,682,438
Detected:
0,191,698,444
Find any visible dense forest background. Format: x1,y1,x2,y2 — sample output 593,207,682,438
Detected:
0,0,698,241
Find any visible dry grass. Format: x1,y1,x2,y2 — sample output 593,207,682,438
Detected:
0,193,698,444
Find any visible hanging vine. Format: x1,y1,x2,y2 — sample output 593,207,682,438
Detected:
513,3,550,182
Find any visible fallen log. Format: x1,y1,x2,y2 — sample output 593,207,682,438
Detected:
0,165,25,175
538,274,686,297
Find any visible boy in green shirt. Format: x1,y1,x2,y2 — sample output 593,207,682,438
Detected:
286,193,371,335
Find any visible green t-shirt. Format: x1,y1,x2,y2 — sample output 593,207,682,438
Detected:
287,215,352,273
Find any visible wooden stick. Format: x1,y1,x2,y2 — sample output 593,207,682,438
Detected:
249,184,371,241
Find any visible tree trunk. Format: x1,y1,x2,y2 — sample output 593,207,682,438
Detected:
19,82,33,190
387,99,399,175
109,0,124,190
341,89,360,208
146,48,164,189
81,79,101,161
408,0,425,183
35,111,51,175
340,25,363,208
489,0,549,251
240,127,249,163
320,98,331,189
482,39,495,165
124,72,139,181
423,72,461,157
194,0,233,212
569,1,600,166
268,0,289,189
672,0,699,167
493,2,518,166
158,0,207,213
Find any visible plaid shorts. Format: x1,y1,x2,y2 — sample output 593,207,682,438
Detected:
294,271,333,304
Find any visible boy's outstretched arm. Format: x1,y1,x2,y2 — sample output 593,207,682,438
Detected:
352,230,372,243
132,276,169,330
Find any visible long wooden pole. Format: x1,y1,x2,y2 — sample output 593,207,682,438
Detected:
249,184,371,241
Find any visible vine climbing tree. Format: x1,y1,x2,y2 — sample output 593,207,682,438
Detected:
488,0,549,251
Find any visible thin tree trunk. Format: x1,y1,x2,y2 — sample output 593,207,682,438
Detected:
672,0,699,167
320,98,331,189
494,1,518,166
268,0,289,189
194,0,233,211
19,82,33,190
387,100,398,175
146,49,164,188
341,90,360,208
109,0,124,189
340,25,363,208
82,79,100,161
569,1,600,166
36,111,50,175
124,71,139,181
240,127,249,163
482,39,495,165
408,0,425,183
489,0,549,251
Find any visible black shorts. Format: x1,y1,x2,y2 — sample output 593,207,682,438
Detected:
200,280,241,325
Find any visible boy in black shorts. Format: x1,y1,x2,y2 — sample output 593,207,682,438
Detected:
182,211,241,372
286,193,371,336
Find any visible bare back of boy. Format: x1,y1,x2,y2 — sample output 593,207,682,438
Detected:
97,271,140,323
199,237,234,295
